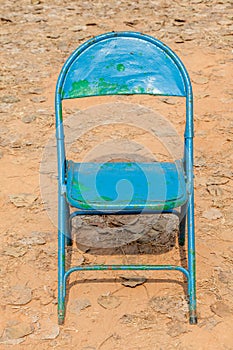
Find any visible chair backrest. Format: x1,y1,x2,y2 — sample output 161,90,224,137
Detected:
55,32,194,184
56,32,191,100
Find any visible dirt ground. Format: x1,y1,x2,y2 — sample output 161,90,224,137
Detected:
0,0,233,349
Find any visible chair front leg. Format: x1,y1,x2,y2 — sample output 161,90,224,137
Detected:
187,193,197,324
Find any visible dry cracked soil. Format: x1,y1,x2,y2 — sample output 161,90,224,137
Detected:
0,0,233,349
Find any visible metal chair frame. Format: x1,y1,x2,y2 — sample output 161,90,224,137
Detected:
55,31,197,325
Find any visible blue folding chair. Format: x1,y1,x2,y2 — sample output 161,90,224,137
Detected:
55,32,197,325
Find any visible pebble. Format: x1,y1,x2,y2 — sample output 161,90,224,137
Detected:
161,98,177,105
18,232,46,246
30,96,46,103
149,295,188,322
97,293,121,309
202,208,223,220
192,76,209,85
5,285,32,305
72,25,87,32
120,275,147,288
194,156,206,168
40,320,60,340
9,193,38,207
0,95,20,103
3,246,27,258
210,301,232,318
69,298,91,314
46,34,60,39
167,320,188,337
0,337,25,345
21,115,37,123
5,322,33,340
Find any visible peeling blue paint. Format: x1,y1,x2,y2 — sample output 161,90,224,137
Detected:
61,35,186,99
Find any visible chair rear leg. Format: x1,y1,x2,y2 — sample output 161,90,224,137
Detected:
57,195,69,325
187,194,197,324
179,203,187,246
58,228,65,325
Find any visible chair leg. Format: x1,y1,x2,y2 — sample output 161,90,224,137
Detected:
57,194,70,325
179,204,187,246
58,228,65,325
187,194,197,324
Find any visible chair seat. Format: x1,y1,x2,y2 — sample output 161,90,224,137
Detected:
66,160,187,211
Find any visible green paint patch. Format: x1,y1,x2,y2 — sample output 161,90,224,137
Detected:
116,63,125,72
61,89,65,99
68,78,131,97
97,78,118,94
67,77,165,98
69,80,91,97
98,78,129,94
72,179,90,192
58,105,63,121
133,86,145,93
101,195,113,202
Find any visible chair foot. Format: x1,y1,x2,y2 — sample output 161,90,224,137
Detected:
189,311,197,325
58,317,64,325
58,310,65,325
